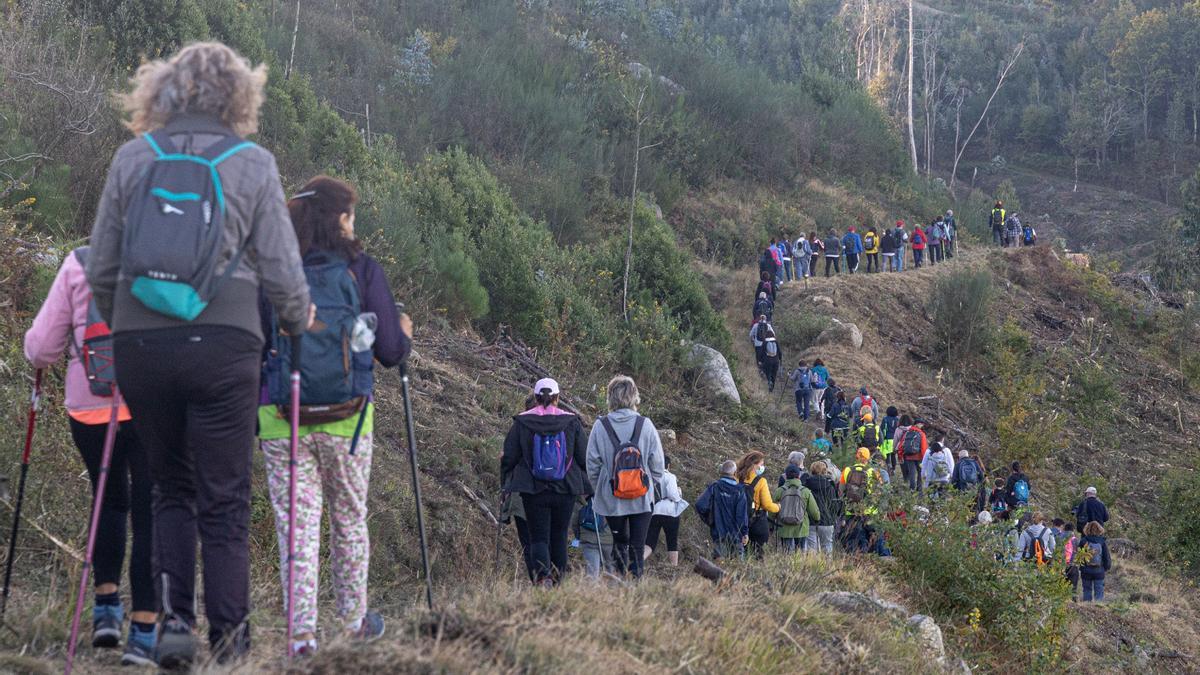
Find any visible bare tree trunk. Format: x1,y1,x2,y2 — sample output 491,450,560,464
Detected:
1073,157,1079,193
950,43,1024,194
623,89,646,323
285,1,301,80
906,0,918,175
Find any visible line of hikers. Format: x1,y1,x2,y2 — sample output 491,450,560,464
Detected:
759,213,958,284
988,200,1037,248
21,43,412,667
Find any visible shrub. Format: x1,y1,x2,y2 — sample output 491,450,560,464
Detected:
928,268,994,366
990,321,1064,469
1154,471,1200,575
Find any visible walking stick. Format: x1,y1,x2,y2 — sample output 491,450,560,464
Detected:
1,368,42,621
493,492,506,575
400,359,434,611
286,334,302,659
65,389,120,675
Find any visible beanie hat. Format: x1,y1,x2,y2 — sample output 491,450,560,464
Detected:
785,465,801,479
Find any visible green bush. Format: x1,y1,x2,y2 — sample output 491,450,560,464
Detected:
1154,471,1200,575
928,268,994,366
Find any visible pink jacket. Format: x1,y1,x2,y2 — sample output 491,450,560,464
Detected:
24,250,129,423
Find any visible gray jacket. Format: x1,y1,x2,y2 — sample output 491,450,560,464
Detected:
586,408,665,517
86,114,310,339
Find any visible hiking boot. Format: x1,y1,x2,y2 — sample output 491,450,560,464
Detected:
210,623,251,665
120,639,155,667
154,616,196,670
92,604,123,648
352,611,385,642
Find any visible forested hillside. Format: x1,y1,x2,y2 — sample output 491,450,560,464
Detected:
3,1,1200,673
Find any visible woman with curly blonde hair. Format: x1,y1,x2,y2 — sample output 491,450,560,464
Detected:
85,41,312,668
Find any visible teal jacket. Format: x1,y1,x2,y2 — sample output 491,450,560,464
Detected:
770,479,821,540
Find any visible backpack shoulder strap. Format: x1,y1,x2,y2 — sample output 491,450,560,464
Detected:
201,136,256,165
72,246,89,268
144,130,179,157
629,415,646,446
599,416,623,449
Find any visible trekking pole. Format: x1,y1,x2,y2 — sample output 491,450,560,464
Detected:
593,507,605,575
1,369,42,621
65,389,120,675
286,334,301,660
397,303,434,611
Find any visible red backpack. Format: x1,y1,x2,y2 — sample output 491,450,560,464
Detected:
71,248,116,397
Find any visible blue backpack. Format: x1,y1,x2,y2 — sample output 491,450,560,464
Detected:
580,498,607,532
267,253,373,423
1013,478,1031,505
531,430,571,481
120,132,256,321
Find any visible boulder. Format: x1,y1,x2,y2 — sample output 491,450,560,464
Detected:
907,614,946,663
660,428,678,444
687,344,741,405
815,591,906,619
627,62,652,80
1108,538,1138,556
812,295,835,306
817,318,863,350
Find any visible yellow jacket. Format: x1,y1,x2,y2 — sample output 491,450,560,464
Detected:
742,475,780,514
863,230,880,254
840,463,880,515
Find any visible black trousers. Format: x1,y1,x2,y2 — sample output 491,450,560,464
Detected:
645,515,680,553
606,512,652,578
845,253,859,273
68,418,155,613
114,326,261,646
520,491,574,583
513,516,534,581
824,257,840,276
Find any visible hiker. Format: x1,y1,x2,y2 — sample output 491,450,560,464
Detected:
810,359,830,418
1073,487,1109,534
779,237,793,283
944,210,957,258
988,478,1011,521
841,225,863,274
772,466,821,553
770,238,786,284
893,221,909,272
1021,221,1038,246
1078,522,1112,601
879,406,900,474
644,455,687,566
25,249,157,664
793,234,812,279
761,329,783,393
573,496,614,578
821,378,842,433
260,176,411,654
808,231,824,274
811,429,833,456
749,315,773,373
840,448,881,553
1005,213,1023,249
777,450,808,488
880,228,897,272
755,271,776,304
501,377,589,587
862,226,881,273
586,376,665,579
990,201,1006,246
828,391,852,449
736,451,780,558
753,291,773,323
855,412,881,455
951,450,985,492
823,228,843,277
1018,512,1055,566
84,42,313,665
695,460,749,560
929,217,946,265
1062,522,1080,600
803,461,840,554
920,442,955,498
788,361,813,420
760,240,781,284
910,224,927,268
897,417,928,492
1003,462,1031,515
851,387,879,422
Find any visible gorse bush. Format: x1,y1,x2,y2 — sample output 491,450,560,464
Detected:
882,492,1072,669
928,268,994,366
990,320,1064,469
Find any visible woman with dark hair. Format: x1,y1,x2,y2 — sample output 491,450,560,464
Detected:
808,231,823,274
259,175,412,656
502,378,589,587
755,271,776,304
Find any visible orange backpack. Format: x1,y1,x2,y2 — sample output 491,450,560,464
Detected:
601,416,649,500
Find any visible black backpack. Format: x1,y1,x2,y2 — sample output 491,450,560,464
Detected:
901,429,923,460
844,466,869,504
120,131,256,320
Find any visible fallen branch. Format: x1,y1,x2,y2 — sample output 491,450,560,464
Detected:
0,501,83,563
456,481,499,526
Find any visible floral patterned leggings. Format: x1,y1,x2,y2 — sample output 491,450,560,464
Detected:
262,432,372,635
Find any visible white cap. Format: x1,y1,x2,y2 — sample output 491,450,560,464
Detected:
1085,486,1097,496
532,378,560,396
977,511,993,525
958,450,968,458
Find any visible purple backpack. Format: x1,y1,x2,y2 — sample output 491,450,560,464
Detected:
531,431,571,481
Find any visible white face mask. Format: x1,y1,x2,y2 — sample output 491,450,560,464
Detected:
756,465,766,477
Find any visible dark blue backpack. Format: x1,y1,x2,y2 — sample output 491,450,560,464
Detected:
120,132,255,321
958,458,981,486
580,498,606,532
531,430,571,481
267,254,373,423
